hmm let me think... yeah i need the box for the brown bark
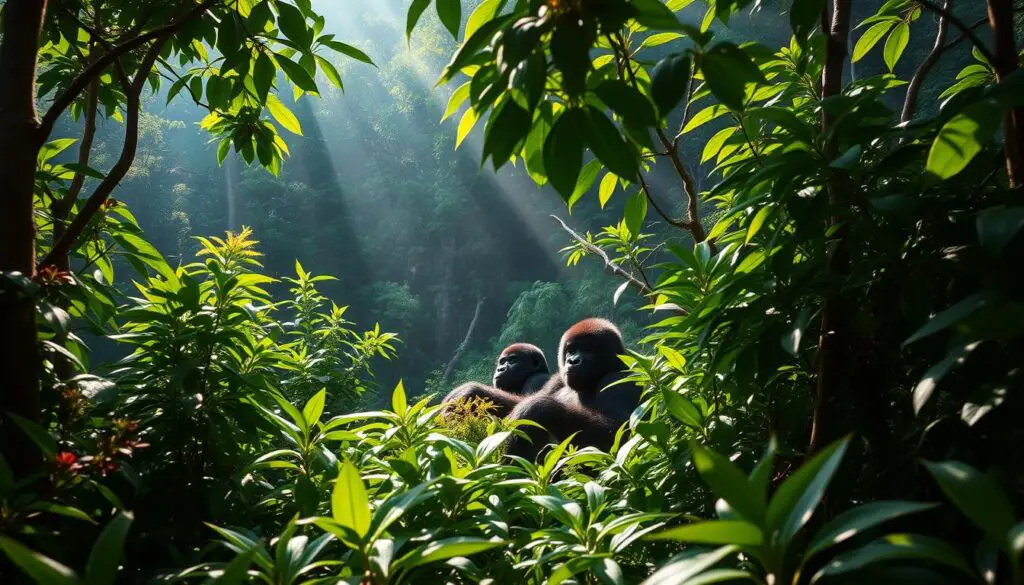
[808,0,852,456]
[41,36,167,267]
[0,0,49,477]
[986,0,1024,188]
[901,0,952,124]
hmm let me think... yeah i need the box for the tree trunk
[901,0,952,124]
[986,0,1024,188]
[441,296,486,386]
[0,0,49,477]
[809,0,853,456]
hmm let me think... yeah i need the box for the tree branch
[913,0,997,66]
[39,35,168,268]
[901,1,953,124]
[552,215,688,315]
[610,32,712,249]
[36,0,223,145]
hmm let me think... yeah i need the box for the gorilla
[441,343,550,417]
[505,318,642,461]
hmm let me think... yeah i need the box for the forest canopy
[1,0,1023,584]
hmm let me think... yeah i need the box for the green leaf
[8,412,57,457]
[266,93,303,135]
[912,340,981,414]
[407,0,432,38]
[926,98,1001,180]
[86,511,133,585]
[632,0,684,29]
[805,501,938,560]
[902,292,990,347]
[333,459,371,538]
[595,80,657,127]
[702,126,736,164]
[321,39,374,66]
[569,160,603,210]
[745,205,771,244]
[651,53,692,117]
[252,52,275,102]
[455,107,479,149]
[977,206,1024,257]
[394,537,504,571]
[648,520,763,547]
[624,190,647,238]
[767,436,850,551]
[585,106,639,180]
[39,138,78,163]
[599,172,618,208]
[641,546,739,585]
[483,100,531,170]
[683,104,728,133]
[790,0,826,44]
[883,22,909,71]
[391,381,408,418]
[640,32,684,49]
[213,548,256,585]
[553,18,595,98]
[275,53,318,92]
[923,460,1015,547]
[691,443,764,524]
[315,55,344,91]
[436,0,461,38]
[811,534,973,583]
[302,388,326,426]
[662,391,701,428]
[465,0,501,40]
[442,82,471,121]
[276,1,311,49]
[544,109,587,200]
[853,21,895,62]
[701,42,764,111]
[0,536,79,585]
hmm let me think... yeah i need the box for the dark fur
[441,343,550,417]
[506,318,642,460]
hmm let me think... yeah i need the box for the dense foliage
[2,0,1024,584]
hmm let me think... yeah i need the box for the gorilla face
[562,333,614,392]
[493,350,538,391]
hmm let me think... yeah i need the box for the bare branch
[914,0,997,66]
[551,215,687,315]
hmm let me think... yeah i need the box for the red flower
[55,451,78,469]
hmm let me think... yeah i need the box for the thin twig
[913,0,997,66]
[553,216,650,294]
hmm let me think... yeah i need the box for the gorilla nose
[566,355,582,367]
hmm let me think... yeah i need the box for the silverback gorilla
[441,343,550,417]
[505,318,642,460]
